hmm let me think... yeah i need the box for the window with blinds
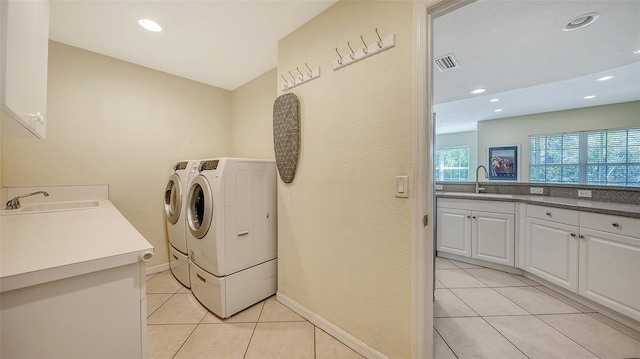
[435,147,470,181]
[530,128,640,186]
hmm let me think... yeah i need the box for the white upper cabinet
[1,0,49,139]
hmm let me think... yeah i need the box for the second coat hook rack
[333,28,396,71]
[281,63,321,92]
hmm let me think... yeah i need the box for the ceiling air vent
[434,54,459,72]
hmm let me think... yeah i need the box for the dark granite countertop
[436,192,640,219]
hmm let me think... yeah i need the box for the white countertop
[0,200,153,292]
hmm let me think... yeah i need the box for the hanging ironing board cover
[273,93,300,183]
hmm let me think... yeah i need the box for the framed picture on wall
[488,145,519,181]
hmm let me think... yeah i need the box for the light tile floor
[434,257,640,359]
[145,271,364,359]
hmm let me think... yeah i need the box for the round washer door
[164,173,182,225]
[187,175,213,239]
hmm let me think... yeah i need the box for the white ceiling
[49,0,337,91]
[49,0,639,131]
[433,0,640,134]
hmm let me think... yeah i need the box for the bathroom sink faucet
[5,191,50,210]
[475,165,489,193]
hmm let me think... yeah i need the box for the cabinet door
[525,217,579,292]
[437,208,471,257]
[1,0,48,138]
[579,228,640,322]
[472,211,514,266]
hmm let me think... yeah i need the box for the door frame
[413,1,475,358]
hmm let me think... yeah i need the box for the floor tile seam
[446,288,482,317]
[526,285,589,314]
[449,286,532,317]
[585,313,640,343]
[461,268,534,288]
[433,326,461,359]
[534,286,600,314]
[256,319,311,324]
[242,321,259,359]
[313,325,317,359]
[478,315,533,359]
[146,292,179,319]
[169,322,200,359]
[243,299,268,359]
[488,286,537,316]
[533,313,605,359]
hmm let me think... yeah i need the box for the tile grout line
[585,313,640,343]
[478,315,532,359]
[433,326,460,359]
[243,300,266,359]
[533,313,604,359]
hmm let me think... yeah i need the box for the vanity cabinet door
[472,211,514,266]
[525,217,579,292]
[579,228,640,322]
[437,208,472,257]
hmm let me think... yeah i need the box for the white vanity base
[1,262,147,358]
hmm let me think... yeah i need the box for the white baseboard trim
[276,292,389,359]
[146,262,170,276]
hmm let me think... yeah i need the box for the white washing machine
[186,158,277,318]
[164,159,198,288]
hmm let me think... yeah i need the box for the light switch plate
[530,187,544,194]
[435,184,443,190]
[396,176,409,198]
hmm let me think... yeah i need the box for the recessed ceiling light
[584,95,596,99]
[138,18,162,32]
[490,98,499,102]
[634,49,640,54]
[494,109,503,112]
[470,88,486,94]
[597,76,614,81]
[563,12,599,31]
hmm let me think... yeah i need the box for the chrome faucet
[5,191,50,210]
[475,165,489,193]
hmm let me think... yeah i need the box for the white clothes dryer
[164,159,197,288]
[186,158,277,318]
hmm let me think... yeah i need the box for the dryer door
[187,175,213,239]
[164,173,182,225]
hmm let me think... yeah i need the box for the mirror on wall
[432,0,640,186]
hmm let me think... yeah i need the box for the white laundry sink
[2,200,106,215]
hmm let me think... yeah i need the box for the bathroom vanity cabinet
[437,198,515,266]
[1,195,154,358]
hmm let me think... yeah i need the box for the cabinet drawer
[526,204,579,226]
[580,212,640,238]
[437,198,514,214]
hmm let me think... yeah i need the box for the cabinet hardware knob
[578,234,584,239]
[612,223,619,227]
[466,215,471,219]
[472,216,476,219]
[546,212,552,216]
[570,233,576,237]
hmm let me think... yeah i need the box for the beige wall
[276,1,414,357]
[230,68,277,159]
[477,101,640,182]
[2,41,232,267]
